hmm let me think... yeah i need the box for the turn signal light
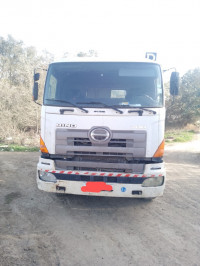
[40,137,49,153]
[153,140,165,157]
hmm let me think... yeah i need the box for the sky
[0,0,200,75]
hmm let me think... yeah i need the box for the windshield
[44,62,163,108]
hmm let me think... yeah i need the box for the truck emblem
[89,127,111,143]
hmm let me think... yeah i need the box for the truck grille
[55,129,146,173]
[73,138,127,147]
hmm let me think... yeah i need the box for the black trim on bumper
[54,173,148,184]
[41,153,163,164]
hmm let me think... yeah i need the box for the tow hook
[132,190,142,195]
[56,185,66,192]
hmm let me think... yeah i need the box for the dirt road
[0,137,200,266]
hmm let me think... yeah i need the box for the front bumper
[37,158,166,198]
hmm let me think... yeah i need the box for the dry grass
[0,82,41,147]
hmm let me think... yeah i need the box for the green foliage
[165,130,195,142]
[166,68,200,128]
[0,144,39,152]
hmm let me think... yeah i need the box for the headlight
[39,170,57,183]
[142,176,164,187]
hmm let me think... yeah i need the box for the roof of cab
[52,56,160,65]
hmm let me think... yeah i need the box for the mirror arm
[35,67,47,72]
[163,67,177,73]
[34,101,42,106]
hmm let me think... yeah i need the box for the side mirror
[33,82,38,101]
[34,72,40,82]
[170,72,180,96]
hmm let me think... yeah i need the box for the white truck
[33,55,179,198]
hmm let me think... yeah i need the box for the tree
[0,35,54,144]
[0,35,24,87]
[77,50,98,57]
[166,68,200,128]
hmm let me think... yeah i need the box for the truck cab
[34,57,178,198]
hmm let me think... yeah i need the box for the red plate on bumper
[81,182,113,193]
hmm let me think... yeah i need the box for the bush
[0,35,53,146]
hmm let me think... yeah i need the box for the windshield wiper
[77,101,123,114]
[140,107,156,114]
[45,99,88,113]
[128,107,156,115]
